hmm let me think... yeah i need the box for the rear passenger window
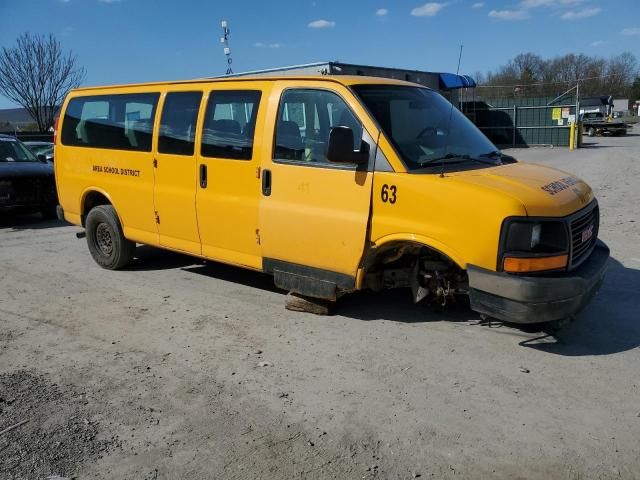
[201,90,261,160]
[61,93,159,151]
[158,92,202,156]
[274,89,362,165]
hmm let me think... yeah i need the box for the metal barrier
[462,100,578,147]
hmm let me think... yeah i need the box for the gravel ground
[0,131,639,479]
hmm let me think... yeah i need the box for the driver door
[258,82,378,292]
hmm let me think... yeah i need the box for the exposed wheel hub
[95,223,113,256]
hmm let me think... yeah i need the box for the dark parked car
[0,135,58,219]
[24,141,54,162]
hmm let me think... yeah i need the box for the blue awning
[439,73,477,90]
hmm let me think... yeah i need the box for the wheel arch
[80,187,116,227]
[365,234,466,270]
[357,234,467,292]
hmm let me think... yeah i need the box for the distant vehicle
[0,135,58,218]
[580,112,627,137]
[24,141,54,162]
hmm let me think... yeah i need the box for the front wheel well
[362,241,469,302]
[81,191,111,227]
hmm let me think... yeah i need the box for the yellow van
[54,76,609,324]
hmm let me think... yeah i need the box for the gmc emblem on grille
[582,223,594,243]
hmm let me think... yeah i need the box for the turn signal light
[503,254,568,273]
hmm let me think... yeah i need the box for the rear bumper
[467,240,609,324]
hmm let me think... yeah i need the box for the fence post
[512,105,517,147]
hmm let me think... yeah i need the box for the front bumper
[467,240,609,324]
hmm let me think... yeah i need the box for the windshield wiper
[417,153,471,166]
[480,150,502,158]
[418,153,499,167]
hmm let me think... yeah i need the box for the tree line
[476,52,640,104]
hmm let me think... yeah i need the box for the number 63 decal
[381,184,397,204]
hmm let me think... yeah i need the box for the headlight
[499,219,569,273]
[530,224,541,249]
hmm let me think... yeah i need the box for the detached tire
[85,205,135,270]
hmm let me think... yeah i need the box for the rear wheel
[85,205,135,269]
[587,127,596,137]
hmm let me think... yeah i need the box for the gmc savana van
[55,76,609,324]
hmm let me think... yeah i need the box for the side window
[201,90,261,160]
[158,91,202,156]
[61,93,159,151]
[274,89,363,165]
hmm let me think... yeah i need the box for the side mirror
[326,126,368,164]
[37,154,48,163]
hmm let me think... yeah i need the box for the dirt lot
[1,132,639,479]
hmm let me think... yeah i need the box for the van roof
[71,75,420,93]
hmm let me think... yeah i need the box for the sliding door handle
[199,164,207,188]
[262,169,272,196]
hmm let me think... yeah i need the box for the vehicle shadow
[127,245,203,271]
[0,213,68,230]
[337,288,477,323]
[126,248,640,355]
[517,257,640,356]
[182,262,283,294]
[579,143,624,149]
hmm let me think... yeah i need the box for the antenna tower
[220,20,233,75]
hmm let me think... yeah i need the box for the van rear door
[195,87,265,269]
[153,90,203,254]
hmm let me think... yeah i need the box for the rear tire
[85,205,135,270]
[587,127,596,137]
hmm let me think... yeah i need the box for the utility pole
[220,20,233,75]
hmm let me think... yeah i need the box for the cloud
[520,0,583,7]
[560,7,600,20]
[590,40,607,47]
[308,19,336,28]
[621,27,640,36]
[376,8,389,16]
[411,2,448,17]
[488,9,529,20]
[471,2,484,8]
[255,42,281,49]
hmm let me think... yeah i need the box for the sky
[0,0,638,109]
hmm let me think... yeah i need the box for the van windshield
[353,85,501,172]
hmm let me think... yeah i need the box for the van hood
[449,162,593,217]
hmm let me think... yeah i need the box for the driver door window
[273,89,363,165]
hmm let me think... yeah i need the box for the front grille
[0,176,56,206]
[569,204,599,269]
[12,177,40,204]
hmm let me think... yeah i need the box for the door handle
[262,169,272,196]
[199,164,207,188]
